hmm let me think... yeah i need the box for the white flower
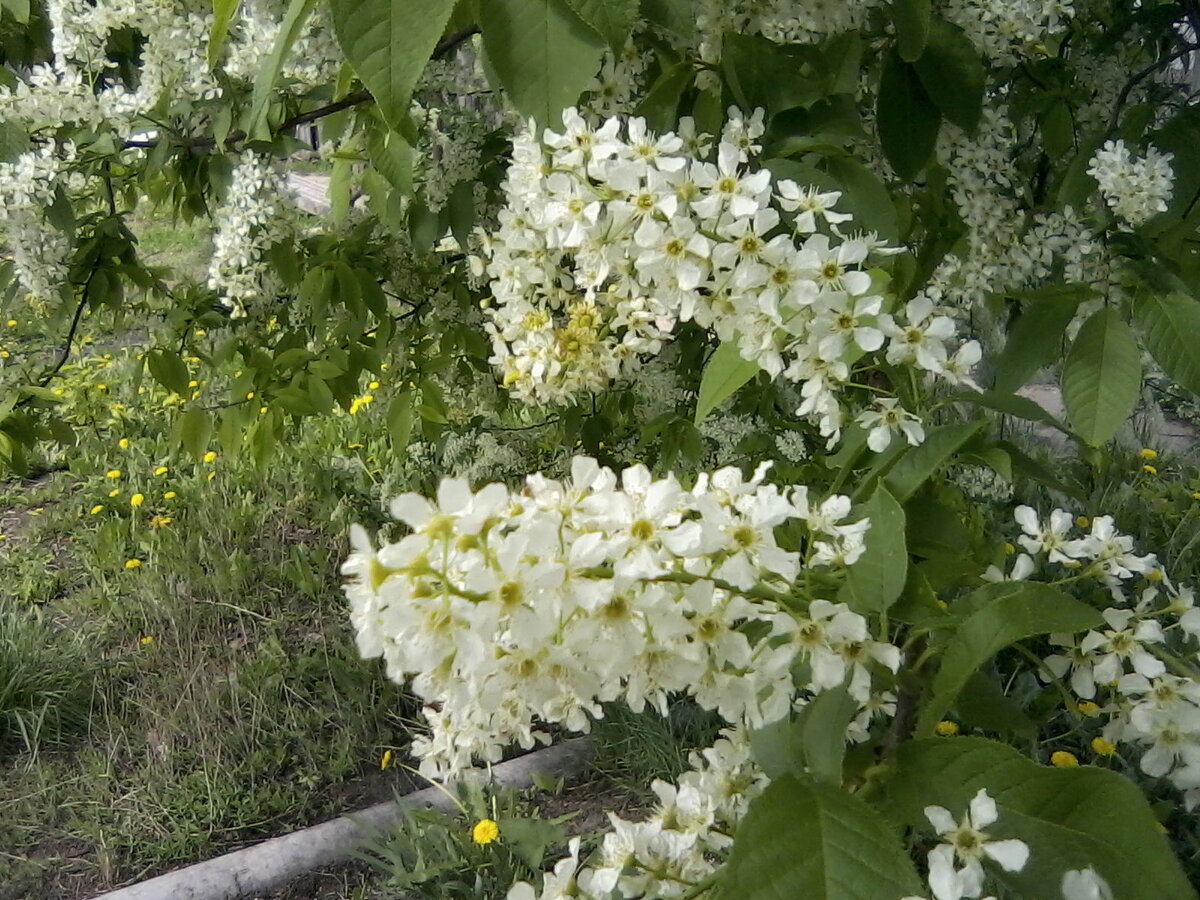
[924,788,1030,897]
[1014,506,1080,565]
[856,398,925,452]
[1061,868,1113,900]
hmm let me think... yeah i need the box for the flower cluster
[223,0,341,91]
[998,506,1200,805]
[508,726,768,900]
[943,0,1075,64]
[0,144,78,303]
[342,457,899,780]
[478,108,979,448]
[1087,139,1175,227]
[207,151,294,317]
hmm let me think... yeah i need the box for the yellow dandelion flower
[934,720,960,736]
[149,515,173,528]
[245,391,255,400]
[187,380,199,388]
[154,466,169,476]
[1050,750,1079,767]
[130,493,145,507]
[259,406,268,414]
[6,319,15,327]
[0,351,9,359]
[202,451,218,463]
[472,819,500,845]
[368,381,380,390]
[1193,492,1200,501]
[195,328,206,337]
[380,749,393,770]
[348,443,365,450]
[164,491,177,500]
[139,635,154,646]
[118,438,129,449]
[207,471,216,481]
[1091,737,1116,757]
[106,469,122,479]
[1140,448,1159,460]
[108,488,121,498]
[1143,464,1158,475]
[90,505,104,515]
[124,558,142,569]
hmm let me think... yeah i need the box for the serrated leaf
[248,0,317,138]
[1133,291,1200,398]
[480,0,605,127]
[882,420,985,502]
[208,0,240,68]
[883,737,1196,900]
[917,583,1102,734]
[844,485,906,615]
[146,349,190,396]
[1061,308,1141,447]
[387,392,415,451]
[177,407,213,462]
[365,125,413,196]
[993,295,1084,393]
[716,774,924,900]
[330,0,458,132]
[562,0,637,51]
[913,17,984,132]
[694,341,759,424]
[798,685,858,784]
[894,0,931,61]
[877,50,940,181]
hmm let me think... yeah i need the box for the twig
[1109,42,1200,132]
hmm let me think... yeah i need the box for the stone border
[90,739,593,900]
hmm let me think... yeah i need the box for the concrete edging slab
[90,738,593,900]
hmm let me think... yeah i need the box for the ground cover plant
[4,1,1200,899]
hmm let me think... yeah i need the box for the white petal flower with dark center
[924,789,1029,898]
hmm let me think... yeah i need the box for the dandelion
[139,635,154,646]
[1091,737,1116,757]
[108,488,121,498]
[89,504,104,514]
[472,819,500,845]
[1193,492,1200,501]
[380,749,393,770]
[349,394,375,415]
[1143,465,1158,475]
[118,438,129,449]
[246,391,255,399]
[202,451,218,463]
[188,380,199,388]
[1140,448,1158,460]
[207,471,216,481]
[130,493,145,507]
[124,558,142,569]
[368,381,380,390]
[149,515,173,528]
[164,491,177,500]
[1051,750,1079,767]
[935,720,960,736]
[6,319,15,326]
[154,466,169,476]
[106,468,122,479]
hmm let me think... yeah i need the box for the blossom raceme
[342,457,899,780]
[476,107,980,447]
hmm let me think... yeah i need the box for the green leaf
[882,420,985,502]
[716,774,924,900]
[640,0,693,42]
[562,0,637,51]
[1061,308,1142,447]
[1133,291,1200,398]
[1,0,29,23]
[723,34,822,116]
[248,0,317,138]
[993,294,1085,393]
[798,685,858,784]
[916,583,1102,734]
[951,390,1070,435]
[365,126,413,196]
[877,50,940,181]
[208,0,240,68]
[330,0,457,132]
[913,18,984,132]
[957,671,1037,738]
[894,0,931,62]
[694,341,759,424]
[146,349,190,396]
[883,737,1196,900]
[480,0,606,127]
[824,156,899,242]
[177,407,213,462]
[844,485,907,615]
[386,391,415,451]
[750,716,804,781]
[636,61,694,132]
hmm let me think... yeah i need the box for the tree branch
[122,25,481,151]
[1109,41,1200,132]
